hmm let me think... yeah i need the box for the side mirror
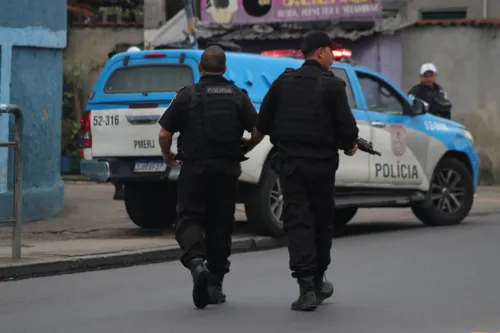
[408,95,428,115]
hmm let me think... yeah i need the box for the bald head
[199,46,226,75]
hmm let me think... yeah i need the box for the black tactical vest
[178,82,244,160]
[271,68,335,146]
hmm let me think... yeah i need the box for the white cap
[420,63,437,75]
[127,46,141,52]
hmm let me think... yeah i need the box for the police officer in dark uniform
[242,31,359,311]
[408,63,452,119]
[158,46,258,309]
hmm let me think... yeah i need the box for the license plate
[133,161,167,173]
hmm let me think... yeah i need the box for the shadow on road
[230,219,427,239]
[334,222,424,238]
[85,215,490,241]
[116,220,424,239]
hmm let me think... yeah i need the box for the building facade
[0,0,67,222]
[402,0,500,21]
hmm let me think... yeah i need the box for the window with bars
[166,0,201,20]
[420,8,467,20]
[166,0,183,20]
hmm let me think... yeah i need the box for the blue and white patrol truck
[79,47,479,237]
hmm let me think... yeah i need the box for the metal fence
[0,104,24,259]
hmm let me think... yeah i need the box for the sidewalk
[0,183,278,280]
[60,174,92,182]
[0,183,499,281]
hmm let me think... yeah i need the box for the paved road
[1,213,500,333]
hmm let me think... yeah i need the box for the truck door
[331,67,371,185]
[353,70,426,188]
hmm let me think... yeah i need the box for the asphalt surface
[1,213,500,333]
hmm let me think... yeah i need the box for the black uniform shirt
[256,59,359,160]
[159,75,257,135]
[408,82,451,118]
[408,82,442,105]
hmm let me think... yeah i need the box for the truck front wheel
[124,182,177,229]
[411,158,474,226]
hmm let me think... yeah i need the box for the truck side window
[331,68,356,109]
[355,72,405,115]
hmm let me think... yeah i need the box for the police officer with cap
[158,45,258,309]
[243,31,359,311]
[408,63,452,119]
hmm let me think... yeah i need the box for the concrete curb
[61,175,95,183]
[0,237,285,282]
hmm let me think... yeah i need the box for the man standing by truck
[409,63,452,119]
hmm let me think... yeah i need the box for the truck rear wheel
[124,182,177,229]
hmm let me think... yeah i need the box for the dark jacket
[409,82,452,119]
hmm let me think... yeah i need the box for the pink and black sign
[201,0,382,25]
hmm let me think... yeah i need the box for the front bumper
[80,158,180,183]
[466,145,480,191]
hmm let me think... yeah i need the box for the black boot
[291,277,318,311]
[314,275,334,305]
[187,258,210,309]
[208,274,226,304]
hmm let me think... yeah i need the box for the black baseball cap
[300,30,341,54]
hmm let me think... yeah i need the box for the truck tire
[124,182,177,229]
[244,161,284,237]
[411,158,474,226]
[334,207,358,227]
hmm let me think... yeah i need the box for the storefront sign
[73,0,141,6]
[201,0,382,25]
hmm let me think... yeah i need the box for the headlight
[460,129,474,143]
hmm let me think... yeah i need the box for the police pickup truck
[79,48,479,237]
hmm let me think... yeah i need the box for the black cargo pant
[175,159,241,276]
[280,157,337,279]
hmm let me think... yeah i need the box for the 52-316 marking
[93,115,120,127]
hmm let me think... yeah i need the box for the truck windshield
[104,65,194,94]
